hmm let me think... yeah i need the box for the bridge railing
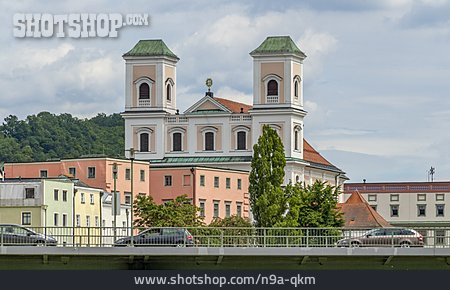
[0,226,449,248]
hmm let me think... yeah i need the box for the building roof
[123,39,179,59]
[303,140,332,166]
[214,97,252,113]
[150,156,253,165]
[337,191,391,228]
[344,182,450,194]
[250,36,306,58]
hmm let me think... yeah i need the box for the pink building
[150,166,249,224]
[4,157,149,204]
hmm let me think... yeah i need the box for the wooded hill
[0,112,124,162]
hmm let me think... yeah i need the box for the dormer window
[263,74,282,104]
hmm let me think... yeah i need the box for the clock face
[206,78,213,88]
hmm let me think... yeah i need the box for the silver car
[337,228,424,248]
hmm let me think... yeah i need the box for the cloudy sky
[1,0,450,183]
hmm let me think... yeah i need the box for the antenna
[428,166,436,182]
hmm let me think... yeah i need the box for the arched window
[237,131,246,150]
[205,132,214,151]
[173,132,182,151]
[140,133,149,152]
[166,84,172,102]
[139,83,150,99]
[294,80,299,99]
[295,175,300,183]
[293,125,302,152]
[267,80,278,96]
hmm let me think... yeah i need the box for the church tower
[250,36,307,183]
[250,36,305,109]
[123,39,178,114]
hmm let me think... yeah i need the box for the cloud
[297,30,338,77]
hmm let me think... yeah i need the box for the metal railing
[0,226,449,248]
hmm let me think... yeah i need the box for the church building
[122,36,346,186]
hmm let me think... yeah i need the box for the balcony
[138,99,151,107]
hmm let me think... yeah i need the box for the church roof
[337,191,391,228]
[250,36,306,58]
[214,97,252,113]
[123,39,179,59]
[303,140,332,166]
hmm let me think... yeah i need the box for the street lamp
[112,162,118,242]
[127,148,137,246]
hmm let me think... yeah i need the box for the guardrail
[0,226,449,248]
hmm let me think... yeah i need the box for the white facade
[344,182,450,227]
[101,193,131,244]
[122,37,345,186]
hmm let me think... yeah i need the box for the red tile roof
[214,97,252,113]
[337,191,391,228]
[303,140,332,166]
[212,97,338,168]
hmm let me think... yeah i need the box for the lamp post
[112,162,118,243]
[129,148,136,246]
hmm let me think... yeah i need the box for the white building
[344,182,450,228]
[101,192,131,244]
[122,36,346,186]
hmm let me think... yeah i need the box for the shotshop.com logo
[13,13,149,38]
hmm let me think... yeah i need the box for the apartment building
[150,166,249,224]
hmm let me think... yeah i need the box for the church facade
[122,36,346,186]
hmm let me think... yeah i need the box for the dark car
[0,224,57,246]
[337,228,424,248]
[115,228,194,247]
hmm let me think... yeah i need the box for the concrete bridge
[2,246,450,270]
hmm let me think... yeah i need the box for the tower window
[139,83,150,99]
[205,132,215,151]
[294,130,299,151]
[173,132,182,151]
[166,84,172,102]
[294,80,299,99]
[267,80,278,96]
[140,133,149,152]
[237,131,246,150]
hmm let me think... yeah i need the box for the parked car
[114,228,194,247]
[0,224,57,246]
[337,228,424,248]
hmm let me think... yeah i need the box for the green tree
[133,194,204,228]
[209,215,253,227]
[286,180,344,228]
[249,125,287,227]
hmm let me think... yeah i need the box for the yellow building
[73,181,103,246]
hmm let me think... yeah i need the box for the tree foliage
[133,194,204,228]
[0,112,124,162]
[209,215,253,227]
[249,125,287,227]
[282,181,344,228]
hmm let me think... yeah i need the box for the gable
[184,96,232,114]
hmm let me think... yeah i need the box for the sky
[1,0,450,183]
